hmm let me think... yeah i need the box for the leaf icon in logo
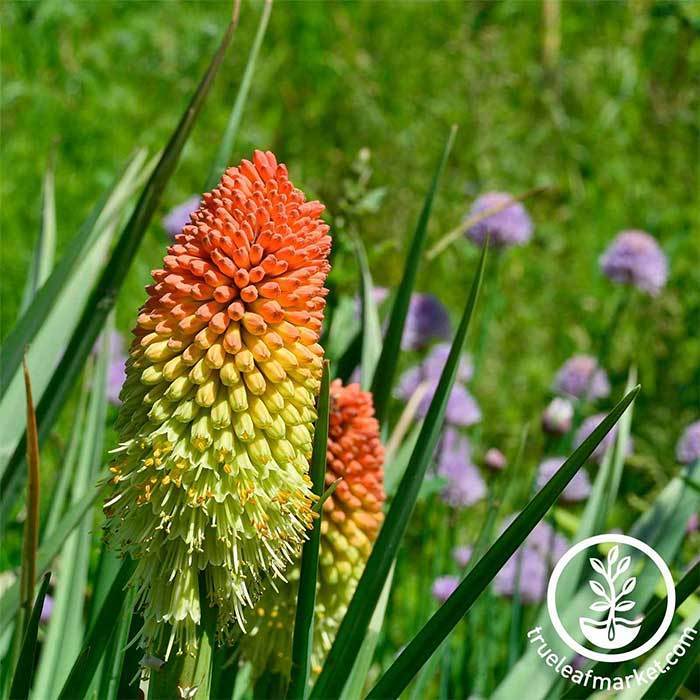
[589,580,608,599]
[615,555,631,579]
[620,577,636,596]
[607,545,619,566]
[616,600,636,612]
[589,557,607,577]
[590,601,610,612]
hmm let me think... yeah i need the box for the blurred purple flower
[453,545,473,568]
[163,196,201,240]
[435,429,486,507]
[537,457,591,502]
[353,286,390,320]
[465,191,533,248]
[432,575,460,603]
[574,413,633,463]
[553,355,610,401]
[542,397,574,435]
[402,293,452,350]
[493,517,568,604]
[396,346,480,427]
[106,331,127,406]
[676,420,700,464]
[600,230,668,296]
[40,595,54,624]
[686,513,699,534]
[484,447,507,471]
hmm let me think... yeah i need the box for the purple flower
[687,513,699,534]
[465,191,533,248]
[484,448,507,471]
[353,286,390,320]
[396,346,480,427]
[542,397,574,435]
[163,196,201,240]
[435,429,486,507]
[40,595,54,624]
[553,355,610,401]
[600,230,668,296]
[453,546,473,568]
[537,457,591,502]
[402,293,452,350]
[106,331,127,406]
[676,420,700,464]
[493,517,568,604]
[574,413,633,463]
[432,575,460,603]
[422,343,473,384]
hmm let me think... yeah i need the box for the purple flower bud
[574,413,633,464]
[484,448,507,471]
[465,191,533,248]
[676,420,700,465]
[536,457,591,502]
[435,429,486,507]
[432,575,460,603]
[453,546,473,568]
[40,594,54,624]
[553,355,610,401]
[600,230,668,296]
[163,196,201,240]
[542,397,574,435]
[402,294,452,351]
[686,513,699,534]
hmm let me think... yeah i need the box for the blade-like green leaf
[310,239,486,700]
[205,0,273,190]
[0,150,150,481]
[0,13,240,519]
[287,362,330,700]
[56,561,135,700]
[33,326,110,699]
[353,235,382,390]
[20,157,57,314]
[338,565,395,700]
[0,148,147,403]
[7,572,51,700]
[366,385,640,700]
[0,488,101,631]
[369,125,457,424]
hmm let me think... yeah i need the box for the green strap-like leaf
[366,385,640,700]
[369,125,457,424]
[287,362,330,700]
[205,0,273,190]
[0,13,240,520]
[56,561,135,700]
[353,235,382,390]
[7,572,51,700]
[310,239,487,700]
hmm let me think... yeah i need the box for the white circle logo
[546,534,675,663]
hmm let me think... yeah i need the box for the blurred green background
[2,0,699,500]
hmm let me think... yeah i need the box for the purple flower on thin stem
[453,546,473,568]
[676,420,700,465]
[484,448,507,471]
[574,413,633,464]
[432,575,460,603]
[600,230,668,296]
[402,293,452,351]
[542,397,574,435]
[465,191,533,248]
[553,355,610,401]
[435,429,486,507]
[537,457,591,502]
[163,196,201,240]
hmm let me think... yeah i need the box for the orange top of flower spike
[105,151,332,656]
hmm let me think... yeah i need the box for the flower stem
[148,575,216,700]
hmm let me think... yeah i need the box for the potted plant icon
[579,545,644,650]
